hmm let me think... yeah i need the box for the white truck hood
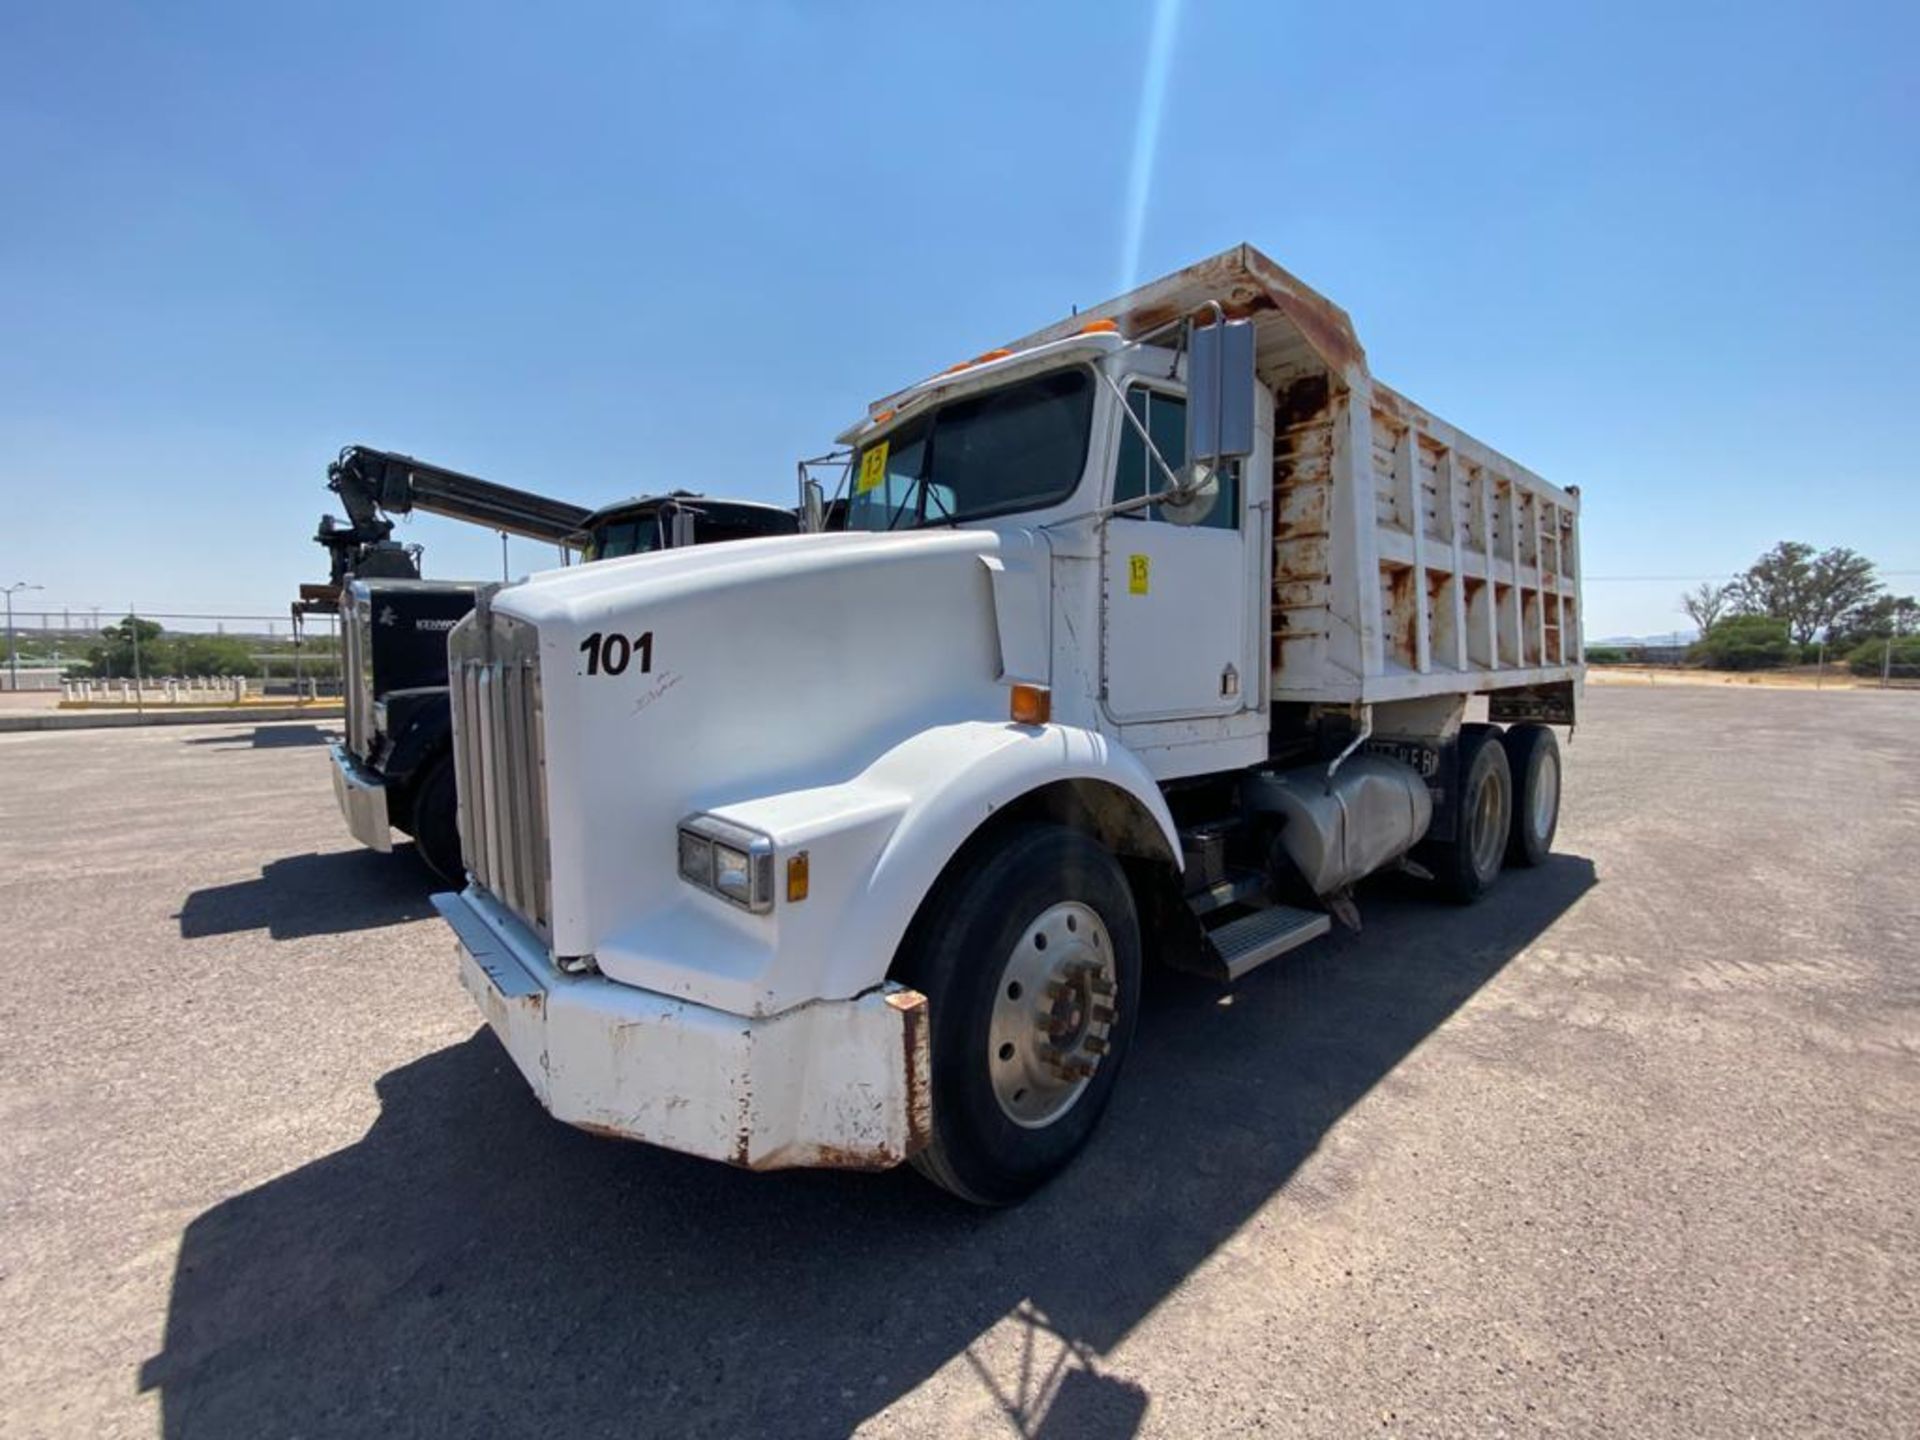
[483,528,1030,974]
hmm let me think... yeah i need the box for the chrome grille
[342,589,374,758]
[448,602,551,936]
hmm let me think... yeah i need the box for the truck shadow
[177,849,438,940]
[182,723,340,749]
[140,856,1594,1439]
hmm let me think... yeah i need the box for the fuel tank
[1245,755,1432,896]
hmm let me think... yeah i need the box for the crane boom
[313,445,593,593]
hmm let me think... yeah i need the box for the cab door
[1101,386,1253,723]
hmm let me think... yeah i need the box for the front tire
[409,755,464,884]
[1429,724,1512,904]
[895,824,1142,1206]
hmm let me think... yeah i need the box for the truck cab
[434,245,1584,1202]
[328,492,802,880]
[579,492,801,560]
[330,578,478,880]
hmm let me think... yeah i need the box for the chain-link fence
[0,606,346,700]
[1587,634,1918,690]
[1840,636,1920,687]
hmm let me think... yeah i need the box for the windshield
[845,367,1094,531]
[583,503,799,559]
[582,516,664,561]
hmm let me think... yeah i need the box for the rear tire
[895,824,1142,1206]
[1500,723,1561,868]
[410,755,464,884]
[1429,724,1512,904]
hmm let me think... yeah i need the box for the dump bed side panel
[1271,376,1350,689]
[1271,379,1581,705]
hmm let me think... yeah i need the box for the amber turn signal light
[786,851,810,904]
[1009,684,1051,726]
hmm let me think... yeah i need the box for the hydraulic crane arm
[314,445,594,592]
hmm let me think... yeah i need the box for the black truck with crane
[310,445,800,880]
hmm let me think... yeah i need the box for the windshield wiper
[883,477,955,531]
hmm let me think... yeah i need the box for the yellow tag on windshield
[856,441,890,495]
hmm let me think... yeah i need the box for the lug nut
[1084,1035,1109,1056]
[1090,1005,1116,1025]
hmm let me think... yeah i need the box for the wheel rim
[1469,758,1507,878]
[1531,748,1559,839]
[987,901,1117,1129]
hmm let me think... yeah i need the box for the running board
[1204,905,1332,981]
[1184,867,1269,918]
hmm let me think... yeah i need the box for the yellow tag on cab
[856,441,890,494]
[1128,554,1150,595]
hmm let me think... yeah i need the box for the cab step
[1203,904,1332,981]
[1185,866,1269,918]
[1172,817,1332,982]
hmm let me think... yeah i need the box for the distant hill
[1592,631,1698,648]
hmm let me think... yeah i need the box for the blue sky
[1,0,1913,639]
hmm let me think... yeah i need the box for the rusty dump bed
[1009,244,1584,707]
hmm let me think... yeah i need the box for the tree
[1733,541,1812,625]
[81,616,269,678]
[1734,542,1882,645]
[170,633,254,676]
[1802,548,1882,643]
[1690,614,1795,671]
[1847,635,1920,678]
[1830,593,1919,650]
[1679,581,1735,635]
[85,615,166,679]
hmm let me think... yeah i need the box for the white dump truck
[433,244,1584,1204]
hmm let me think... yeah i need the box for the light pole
[4,582,44,693]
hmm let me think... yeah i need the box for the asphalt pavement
[0,688,1914,1438]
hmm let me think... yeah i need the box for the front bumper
[435,887,932,1171]
[329,742,392,852]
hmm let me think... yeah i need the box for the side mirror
[1159,462,1221,527]
[802,479,826,533]
[1185,317,1257,467]
[668,508,697,548]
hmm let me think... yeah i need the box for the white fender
[847,718,1182,990]
[598,719,1181,1018]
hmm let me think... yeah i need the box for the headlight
[677,829,713,886]
[676,814,775,913]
